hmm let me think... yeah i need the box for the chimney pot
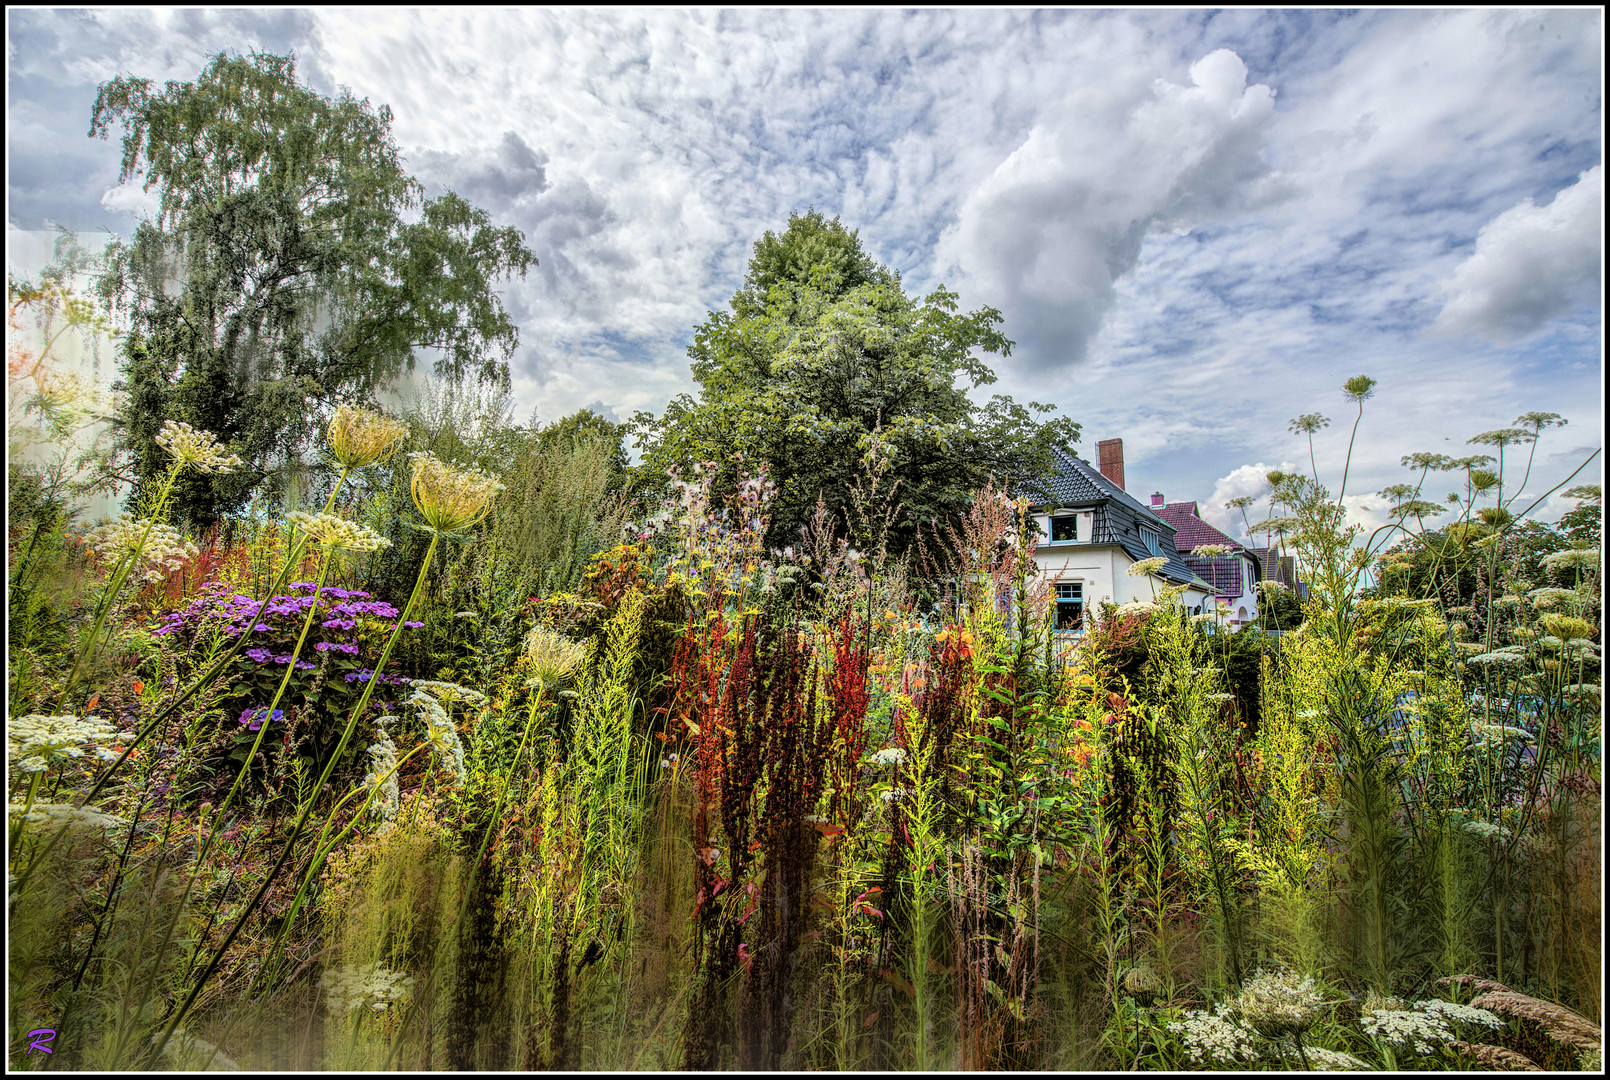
[1150,492,1165,508]
[1096,438,1126,491]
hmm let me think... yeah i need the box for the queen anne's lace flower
[1127,556,1169,577]
[1528,586,1582,610]
[1167,1004,1260,1064]
[1232,969,1324,1039]
[526,626,588,684]
[407,686,466,785]
[8,713,123,775]
[1460,819,1511,842]
[327,403,408,468]
[155,419,243,473]
[1540,547,1598,571]
[317,962,416,1016]
[1304,1047,1370,1070]
[1360,1004,1451,1053]
[286,511,392,553]
[1470,722,1533,747]
[81,515,200,582]
[1115,599,1157,616]
[363,732,401,822]
[407,450,504,533]
[1191,544,1233,559]
[9,801,126,832]
[1415,998,1502,1031]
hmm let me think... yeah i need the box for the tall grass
[8,377,1600,1070]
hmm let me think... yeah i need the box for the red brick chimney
[1150,492,1165,508]
[1097,438,1125,491]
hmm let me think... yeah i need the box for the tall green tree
[631,209,1079,558]
[90,51,535,524]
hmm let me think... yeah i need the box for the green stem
[150,528,440,1065]
[61,459,184,703]
[1337,397,1365,507]
[18,471,355,894]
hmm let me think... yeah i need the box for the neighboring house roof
[1021,449,1212,592]
[1154,501,1261,600]
[1154,502,1240,553]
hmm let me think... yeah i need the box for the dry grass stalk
[1448,1040,1542,1071]
[1469,991,1601,1054]
[1437,974,1515,996]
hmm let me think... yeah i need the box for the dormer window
[1051,514,1079,543]
[1141,527,1162,557]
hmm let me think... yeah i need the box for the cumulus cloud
[7,8,1599,515]
[937,48,1283,375]
[1201,461,1296,542]
[1430,165,1603,344]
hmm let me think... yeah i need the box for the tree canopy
[631,209,1079,558]
[91,51,535,524]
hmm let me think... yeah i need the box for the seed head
[1127,556,1168,577]
[328,403,409,468]
[1123,963,1163,1006]
[407,451,503,533]
[526,625,587,685]
[1231,968,1324,1039]
[1342,375,1377,402]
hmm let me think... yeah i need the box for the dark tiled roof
[1155,502,1243,553]
[1021,448,1211,592]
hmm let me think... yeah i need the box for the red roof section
[1154,501,1243,553]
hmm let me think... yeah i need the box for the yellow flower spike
[407,451,504,534]
[328,403,409,468]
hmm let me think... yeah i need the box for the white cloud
[937,48,1282,375]
[1430,166,1603,344]
[6,8,1600,518]
[1201,461,1296,542]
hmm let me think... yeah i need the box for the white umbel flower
[155,419,243,473]
[867,746,907,767]
[1167,1004,1260,1064]
[318,961,416,1016]
[81,515,200,582]
[287,511,391,553]
[8,713,123,775]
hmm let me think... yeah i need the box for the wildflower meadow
[8,267,1602,1072]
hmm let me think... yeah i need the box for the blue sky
[6,8,1602,540]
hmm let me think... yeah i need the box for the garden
[6,49,1603,1073]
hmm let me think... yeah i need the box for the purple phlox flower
[325,587,352,599]
[245,648,273,663]
[315,641,335,652]
[271,654,296,664]
[345,669,375,684]
[321,619,357,630]
[403,621,424,629]
[337,642,360,655]
[253,623,273,632]
[237,707,285,731]
[296,660,315,671]
[290,582,319,591]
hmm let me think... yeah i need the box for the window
[1141,527,1162,557]
[1055,581,1084,631]
[1050,514,1079,543]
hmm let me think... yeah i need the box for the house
[1150,495,1265,630]
[1021,439,1214,634]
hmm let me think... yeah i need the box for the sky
[6,7,1603,543]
